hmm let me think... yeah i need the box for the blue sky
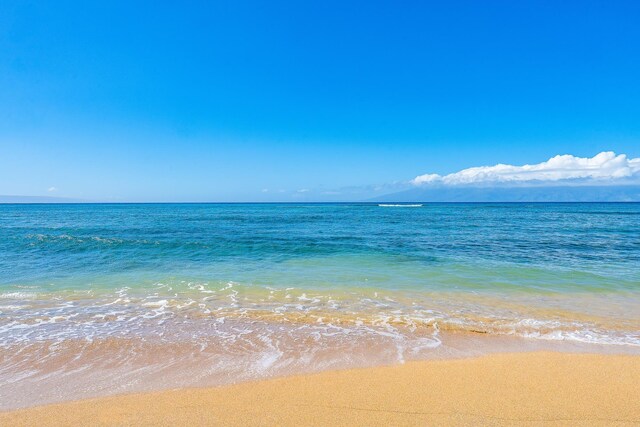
[1,0,639,201]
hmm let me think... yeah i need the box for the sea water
[1,203,639,408]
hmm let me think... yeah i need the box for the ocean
[1,203,639,409]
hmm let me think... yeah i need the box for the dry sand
[2,352,639,426]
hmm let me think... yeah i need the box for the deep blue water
[2,203,639,290]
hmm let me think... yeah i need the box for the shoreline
[3,331,639,412]
[2,351,639,426]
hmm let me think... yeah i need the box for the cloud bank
[412,152,640,186]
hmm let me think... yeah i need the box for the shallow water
[1,203,639,409]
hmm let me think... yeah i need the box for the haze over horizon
[1,1,639,201]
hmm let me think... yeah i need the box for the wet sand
[1,352,639,426]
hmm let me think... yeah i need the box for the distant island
[373,185,640,203]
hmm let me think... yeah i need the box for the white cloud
[412,152,640,186]
[47,186,58,192]
[297,188,310,193]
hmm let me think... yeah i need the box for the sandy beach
[2,352,639,426]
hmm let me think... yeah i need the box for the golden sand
[2,352,639,426]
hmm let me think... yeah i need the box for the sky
[1,0,639,202]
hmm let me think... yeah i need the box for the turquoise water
[1,203,639,408]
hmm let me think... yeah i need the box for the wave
[1,282,638,410]
[378,204,423,207]
[24,233,160,246]
[1,283,638,347]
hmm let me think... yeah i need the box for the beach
[4,0,640,422]
[2,352,639,426]
[1,203,639,416]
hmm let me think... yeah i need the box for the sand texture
[2,352,639,426]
